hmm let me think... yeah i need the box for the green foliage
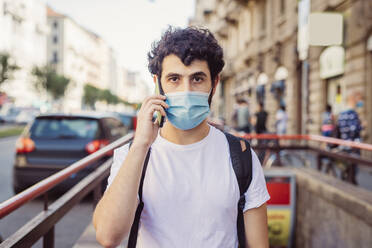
[83,84,101,108]
[83,84,134,109]
[0,52,20,85]
[100,89,120,104]
[32,66,70,100]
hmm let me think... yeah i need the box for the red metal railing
[1,126,372,247]
[241,133,372,152]
[0,132,134,219]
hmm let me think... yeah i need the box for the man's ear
[153,75,158,84]
[211,74,220,97]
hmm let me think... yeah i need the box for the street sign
[265,170,296,248]
[297,0,311,61]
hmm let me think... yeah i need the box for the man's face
[159,54,214,94]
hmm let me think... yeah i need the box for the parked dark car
[12,113,127,194]
[114,112,137,131]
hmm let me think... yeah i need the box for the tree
[32,66,70,100]
[83,84,129,109]
[99,89,120,105]
[0,52,19,86]
[83,84,101,109]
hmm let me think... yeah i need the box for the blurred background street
[1,0,372,247]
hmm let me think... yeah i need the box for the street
[0,136,94,247]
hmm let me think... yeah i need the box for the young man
[93,27,270,248]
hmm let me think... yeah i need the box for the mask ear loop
[208,87,213,106]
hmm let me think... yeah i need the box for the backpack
[127,132,253,248]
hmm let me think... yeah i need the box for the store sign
[265,170,296,248]
[309,13,343,46]
[319,46,345,79]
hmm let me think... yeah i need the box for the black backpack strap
[224,132,253,248]
[127,142,151,248]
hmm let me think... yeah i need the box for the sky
[41,0,196,88]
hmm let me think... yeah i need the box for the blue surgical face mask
[165,91,210,130]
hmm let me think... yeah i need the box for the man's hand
[133,95,168,148]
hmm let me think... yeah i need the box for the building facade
[306,0,372,144]
[47,7,119,112]
[191,0,372,144]
[122,70,151,103]
[0,0,48,107]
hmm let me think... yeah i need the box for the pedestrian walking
[254,102,268,134]
[275,105,287,135]
[93,26,270,248]
[321,104,336,138]
[235,98,251,134]
[337,92,362,184]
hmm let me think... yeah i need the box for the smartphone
[155,79,165,127]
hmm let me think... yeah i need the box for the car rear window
[119,115,133,127]
[30,118,99,139]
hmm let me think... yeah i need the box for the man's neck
[160,120,210,145]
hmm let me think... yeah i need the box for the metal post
[301,61,309,134]
[43,226,54,248]
[317,153,322,171]
[347,164,357,185]
[43,192,48,211]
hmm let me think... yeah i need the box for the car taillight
[85,139,110,154]
[132,116,137,130]
[16,137,35,154]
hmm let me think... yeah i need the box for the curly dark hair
[148,26,225,85]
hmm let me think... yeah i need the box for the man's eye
[169,77,178,82]
[193,77,203,83]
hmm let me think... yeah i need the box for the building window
[270,80,286,107]
[52,51,58,63]
[53,36,58,44]
[53,21,58,29]
[280,0,286,16]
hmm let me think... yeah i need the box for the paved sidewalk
[73,223,128,248]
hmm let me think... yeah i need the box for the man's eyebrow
[165,73,181,78]
[189,71,207,78]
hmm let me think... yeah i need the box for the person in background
[337,92,362,184]
[321,104,336,138]
[338,94,362,144]
[320,104,337,174]
[254,102,268,134]
[253,102,268,162]
[236,98,251,134]
[275,105,288,135]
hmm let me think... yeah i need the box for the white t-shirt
[106,125,270,248]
